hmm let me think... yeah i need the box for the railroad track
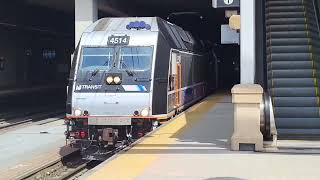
[0,107,56,120]
[65,131,158,179]
[0,109,65,131]
[17,145,127,180]
[15,118,160,180]
[16,134,148,180]
[15,149,84,180]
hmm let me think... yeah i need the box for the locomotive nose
[73,92,150,117]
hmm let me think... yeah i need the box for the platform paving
[0,119,66,179]
[85,94,320,180]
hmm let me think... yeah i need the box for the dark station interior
[0,0,240,117]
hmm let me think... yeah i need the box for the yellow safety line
[85,93,225,180]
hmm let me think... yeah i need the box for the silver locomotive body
[65,17,213,159]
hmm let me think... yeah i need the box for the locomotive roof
[84,17,159,32]
[83,17,205,53]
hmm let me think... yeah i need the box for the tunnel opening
[161,9,240,90]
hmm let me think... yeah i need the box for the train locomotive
[65,17,215,159]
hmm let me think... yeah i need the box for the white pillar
[75,0,98,46]
[240,0,255,84]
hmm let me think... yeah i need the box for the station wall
[0,1,74,89]
[0,29,17,88]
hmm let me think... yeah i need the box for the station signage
[221,25,239,44]
[212,0,240,8]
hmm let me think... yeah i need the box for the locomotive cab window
[119,46,153,71]
[80,47,114,71]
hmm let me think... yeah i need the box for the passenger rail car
[65,17,215,159]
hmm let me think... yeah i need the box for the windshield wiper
[88,69,99,81]
[91,69,99,77]
[121,61,135,76]
[90,59,110,78]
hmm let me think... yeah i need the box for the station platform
[84,93,320,180]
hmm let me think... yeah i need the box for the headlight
[106,76,113,84]
[140,108,149,117]
[74,109,82,116]
[114,76,121,84]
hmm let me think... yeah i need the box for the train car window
[193,57,200,83]
[119,47,153,71]
[80,47,114,71]
[184,54,193,87]
[169,52,178,91]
